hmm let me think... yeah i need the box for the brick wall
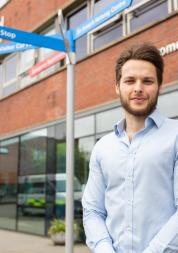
[0,0,71,31]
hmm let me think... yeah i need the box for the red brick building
[0,0,177,238]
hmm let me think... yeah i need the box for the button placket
[124,147,135,252]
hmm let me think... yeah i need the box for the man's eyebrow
[143,76,156,80]
[122,76,135,79]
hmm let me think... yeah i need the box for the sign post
[58,10,76,253]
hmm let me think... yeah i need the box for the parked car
[18,173,83,218]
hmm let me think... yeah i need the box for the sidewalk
[0,229,91,253]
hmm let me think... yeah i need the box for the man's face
[115,59,160,117]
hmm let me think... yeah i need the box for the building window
[38,24,59,78]
[0,0,9,8]
[19,129,47,176]
[19,49,36,74]
[94,0,119,14]
[0,64,3,95]
[19,49,36,88]
[18,129,47,235]
[0,137,19,230]
[96,107,123,133]
[92,17,123,51]
[91,0,124,52]
[2,54,18,97]
[67,4,88,61]
[128,0,169,33]
[39,25,56,61]
[173,0,178,10]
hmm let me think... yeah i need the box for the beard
[119,90,159,117]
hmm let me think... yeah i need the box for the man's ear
[115,84,120,96]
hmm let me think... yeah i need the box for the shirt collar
[114,108,165,136]
[147,108,165,128]
[114,118,126,136]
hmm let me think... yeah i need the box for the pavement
[0,229,91,253]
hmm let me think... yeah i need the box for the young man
[82,43,178,253]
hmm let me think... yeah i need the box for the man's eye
[125,80,134,84]
[144,80,153,85]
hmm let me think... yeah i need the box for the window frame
[125,0,172,34]
[0,0,9,9]
[2,53,19,95]
[89,13,124,52]
[65,1,89,60]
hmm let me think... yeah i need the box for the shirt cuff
[94,241,116,253]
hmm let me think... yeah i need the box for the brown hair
[115,43,164,86]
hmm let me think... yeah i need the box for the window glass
[0,137,18,230]
[18,129,47,235]
[158,90,178,118]
[75,115,95,138]
[56,141,66,174]
[75,136,95,185]
[55,122,66,174]
[67,5,88,60]
[19,129,47,175]
[19,49,35,74]
[0,64,3,85]
[93,19,122,50]
[132,0,143,5]
[39,25,56,61]
[4,55,17,82]
[0,0,9,8]
[94,0,119,14]
[38,25,58,77]
[130,0,168,32]
[17,174,46,235]
[74,136,95,240]
[2,55,17,96]
[92,0,123,51]
[96,107,123,133]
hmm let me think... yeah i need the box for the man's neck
[124,112,146,142]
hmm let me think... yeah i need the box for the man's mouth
[131,97,147,101]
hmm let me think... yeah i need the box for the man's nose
[134,81,143,94]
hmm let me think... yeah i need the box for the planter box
[51,232,65,245]
[51,231,79,245]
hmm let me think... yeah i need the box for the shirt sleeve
[82,145,116,253]
[142,150,178,253]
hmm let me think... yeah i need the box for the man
[82,43,178,253]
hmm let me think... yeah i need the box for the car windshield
[56,178,81,192]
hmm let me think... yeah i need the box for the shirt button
[126,226,131,231]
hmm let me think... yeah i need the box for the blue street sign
[73,0,133,40]
[0,26,66,52]
[0,41,37,54]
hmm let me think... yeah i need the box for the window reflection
[0,138,18,230]
[93,19,122,50]
[20,129,47,175]
[67,5,88,60]
[75,137,94,185]
[18,129,47,235]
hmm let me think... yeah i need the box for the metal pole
[57,10,76,253]
[65,53,75,253]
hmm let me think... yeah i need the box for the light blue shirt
[82,109,178,253]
